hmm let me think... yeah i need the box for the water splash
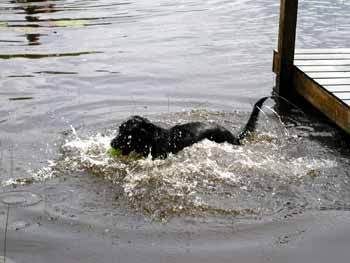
[35,117,340,221]
[1,160,56,187]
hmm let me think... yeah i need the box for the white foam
[22,127,342,219]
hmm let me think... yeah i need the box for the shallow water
[0,0,350,226]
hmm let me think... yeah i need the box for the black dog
[111,97,269,159]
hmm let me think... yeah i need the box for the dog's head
[110,116,155,157]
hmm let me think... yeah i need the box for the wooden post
[275,0,299,98]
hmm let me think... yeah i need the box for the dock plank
[295,54,350,60]
[304,71,350,79]
[296,48,350,54]
[297,65,350,72]
[324,85,350,93]
[295,60,350,66]
[294,50,350,119]
[273,4,350,133]
[306,72,350,78]
[315,78,350,85]
[332,92,350,100]
[293,68,350,134]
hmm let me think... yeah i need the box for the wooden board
[295,54,350,60]
[314,78,350,85]
[296,48,350,54]
[293,68,350,134]
[271,0,350,134]
[332,92,350,100]
[297,65,350,72]
[293,49,350,114]
[306,72,350,78]
[295,60,350,66]
[324,85,350,93]
[273,45,350,133]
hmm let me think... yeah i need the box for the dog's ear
[128,116,155,132]
[137,120,156,135]
[129,123,157,157]
[131,121,157,146]
[137,127,153,140]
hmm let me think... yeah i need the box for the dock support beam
[274,0,299,98]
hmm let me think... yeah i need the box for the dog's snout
[110,137,120,149]
[111,135,133,155]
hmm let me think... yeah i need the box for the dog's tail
[237,96,270,142]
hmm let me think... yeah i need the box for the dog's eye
[127,135,132,139]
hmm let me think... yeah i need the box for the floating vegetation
[34,71,78,75]
[8,97,33,101]
[0,51,102,60]
[7,75,34,78]
[53,19,88,27]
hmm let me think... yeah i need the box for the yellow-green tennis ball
[107,147,122,157]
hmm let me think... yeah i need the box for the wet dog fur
[111,97,269,159]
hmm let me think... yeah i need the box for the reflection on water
[12,0,57,45]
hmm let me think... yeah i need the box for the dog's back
[170,122,238,150]
[111,97,269,159]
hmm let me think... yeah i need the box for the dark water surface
[1,0,350,262]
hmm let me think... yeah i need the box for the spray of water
[51,118,339,220]
[10,109,347,221]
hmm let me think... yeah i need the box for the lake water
[0,0,350,262]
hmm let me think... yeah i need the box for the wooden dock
[273,0,350,134]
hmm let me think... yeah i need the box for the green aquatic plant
[54,20,88,27]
